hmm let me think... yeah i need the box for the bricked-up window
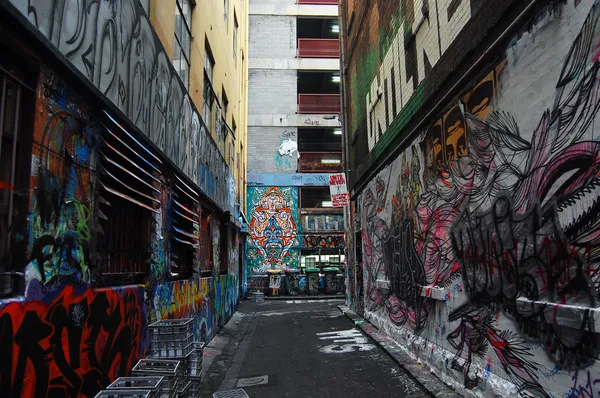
[174,0,192,88]
[96,111,161,286]
[170,175,200,279]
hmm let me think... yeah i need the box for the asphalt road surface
[201,299,431,398]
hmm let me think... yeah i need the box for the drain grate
[213,388,250,398]
[237,375,269,387]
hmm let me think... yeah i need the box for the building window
[221,89,228,126]
[203,40,215,132]
[169,175,200,280]
[96,114,160,286]
[230,118,236,166]
[233,11,238,62]
[224,0,229,25]
[238,142,243,204]
[174,0,192,89]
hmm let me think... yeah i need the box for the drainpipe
[338,1,353,298]
[352,0,543,197]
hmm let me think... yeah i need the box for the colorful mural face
[247,187,299,274]
[354,1,600,396]
[0,285,147,398]
[25,67,98,298]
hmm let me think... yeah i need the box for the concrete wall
[345,0,600,396]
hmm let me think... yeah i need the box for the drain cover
[213,388,250,398]
[237,375,269,387]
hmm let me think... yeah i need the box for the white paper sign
[329,173,349,207]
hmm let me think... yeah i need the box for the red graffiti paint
[0,180,14,191]
[0,285,146,398]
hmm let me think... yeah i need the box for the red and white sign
[329,173,349,207]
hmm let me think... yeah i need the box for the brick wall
[247,126,299,173]
[249,15,297,60]
[248,70,298,115]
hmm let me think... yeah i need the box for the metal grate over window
[169,174,200,279]
[0,65,31,297]
[96,111,162,285]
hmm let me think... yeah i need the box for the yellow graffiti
[155,278,210,321]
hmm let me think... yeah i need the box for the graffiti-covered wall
[0,285,147,397]
[348,1,600,396]
[0,33,241,398]
[4,0,234,212]
[246,186,300,275]
[24,65,98,299]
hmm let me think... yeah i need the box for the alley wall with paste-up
[343,0,600,396]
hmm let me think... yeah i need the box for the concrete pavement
[201,299,432,398]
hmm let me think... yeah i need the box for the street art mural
[354,1,600,396]
[25,67,98,299]
[6,0,234,212]
[302,235,345,249]
[152,275,239,343]
[0,285,147,398]
[247,187,300,274]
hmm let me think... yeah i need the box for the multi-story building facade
[246,0,345,295]
[150,0,249,209]
[341,0,600,396]
[0,0,248,396]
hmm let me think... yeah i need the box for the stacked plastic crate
[147,318,194,396]
[94,318,204,398]
[93,376,165,397]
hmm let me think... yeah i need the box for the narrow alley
[201,300,431,398]
[3,0,600,396]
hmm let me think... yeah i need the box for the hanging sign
[329,173,349,207]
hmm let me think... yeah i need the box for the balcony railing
[298,94,340,114]
[298,38,340,58]
[299,152,342,172]
[298,0,338,4]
